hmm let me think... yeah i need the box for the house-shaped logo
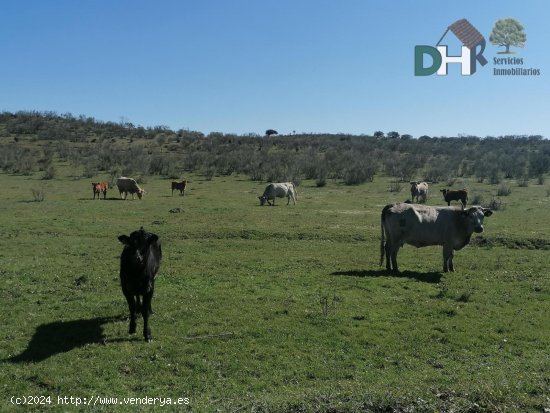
[415,19,488,76]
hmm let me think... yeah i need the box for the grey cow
[258,182,297,206]
[380,203,493,273]
[410,181,429,203]
[116,177,145,200]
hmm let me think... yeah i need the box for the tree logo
[489,18,526,54]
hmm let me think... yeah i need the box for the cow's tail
[380,204,392,267]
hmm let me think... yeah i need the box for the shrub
[31,187,45,202]
[470,193,484,205]
[496,184,511,196]
[485,196,505,211]
[315,165,327,187]
[42,166,55,180]
[343,161,375,185]
[83,162,98,178]
[389,181,402,192]
[517,175,529,187]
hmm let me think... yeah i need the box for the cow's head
[137,189,145,199]
[440,189,449,195]
[118,227,158,266]
[258,195,268,206]
[462,206,493,233]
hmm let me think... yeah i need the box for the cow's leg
[385,241,399,273]
[122,288,137,334]
[103,190,107,200]
[384,242,392,271]
[149,280,155,315]
[443,245,454,272]
[390,245,400,273]
[142,292,153,342]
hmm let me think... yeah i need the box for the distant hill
[1,111,548,185]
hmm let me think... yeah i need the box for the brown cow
[440,188,468,207]
[171,180,187,196]
[92,181,109,200]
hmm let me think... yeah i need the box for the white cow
[410,181,429,203]
[258,182,297,206]
[116,177,145,200]
[380,203,493,273]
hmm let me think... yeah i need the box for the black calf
[118,227,162,342]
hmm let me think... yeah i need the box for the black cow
[171,180,187,196]
[440,188,468,207]
[118,227,162,342]
[265,129,278,137]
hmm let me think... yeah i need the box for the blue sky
[1,1,548,137]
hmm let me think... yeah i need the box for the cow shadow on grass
[331,269,442,284]
[5,316,126,364]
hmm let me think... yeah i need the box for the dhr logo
[415,19,488,76]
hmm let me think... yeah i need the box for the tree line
[0,111,548,187]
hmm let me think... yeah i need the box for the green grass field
[1,166,549,412]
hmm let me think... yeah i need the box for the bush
[31,187,45,202]
[315,165,327,187]
[485,196,505,211]
[388,181,402,192]
[342,161,375,185]
[470,193,484,205]
[517,176,529,187]
[496,184,511,196]
[83,162,98,178]
[42,166,55,180]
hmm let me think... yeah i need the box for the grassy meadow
[0,163,549,412]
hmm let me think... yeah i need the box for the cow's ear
[483,208,493,217]
[118,235,131,245]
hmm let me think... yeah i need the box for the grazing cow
[380,203,493,273]
[440,188,468,207]
[171,180,187,196]
[92,181,108,200]
[410,181,429,203]
[259,182,297,206]
[118,227,162,342]
[116,177,145,200]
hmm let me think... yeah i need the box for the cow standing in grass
[171,180,187,196]
[259,182,297,206]
[118,227,162,342]
[92,181,108,200]
[440,188,468,207]
[380,203,493,273]
[410,181,428,203]
[116,177,145,200]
